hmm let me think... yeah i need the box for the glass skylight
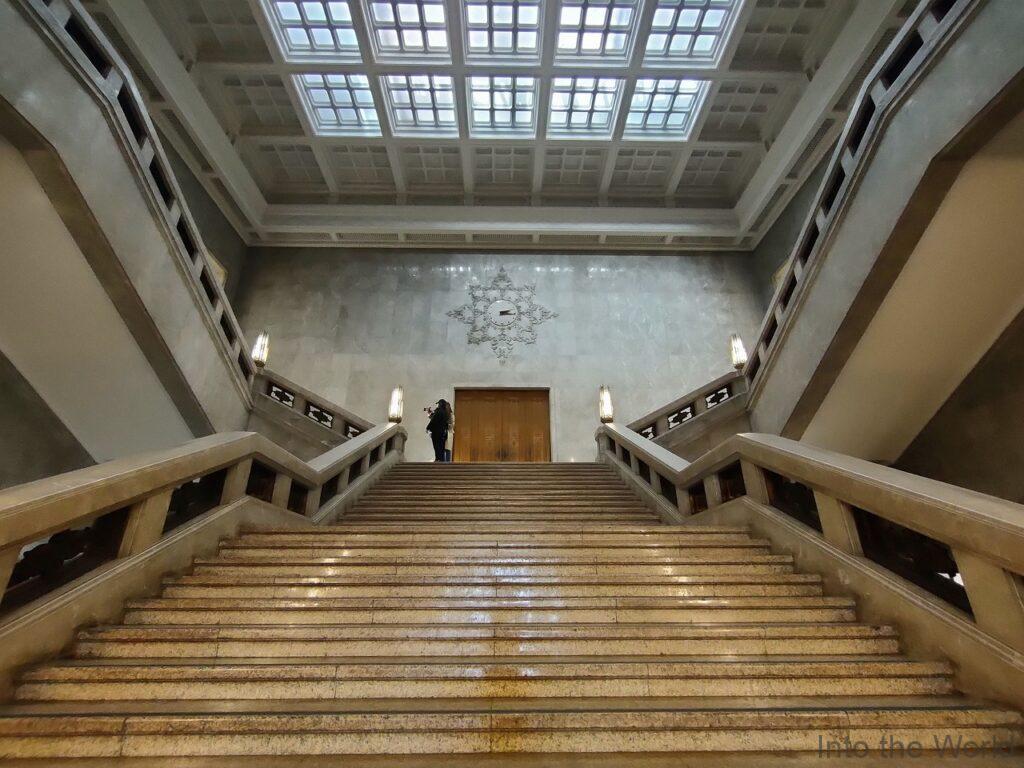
[264,1,361,60]
[296,73,381,135]
[469,76,537,136]
[556,0,639,62]
[548,77,623,137]
[624,78,707,138]
[366,0,450,58]
[464,0,541,59]
[383,74,457,134]
[645,0,737,63]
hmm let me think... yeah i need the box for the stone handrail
[626,0,979,445]
[597,423,1024,653]
[17,0,256,390]
[627,370,748,440]
[253,368,375,442]
[0,423,406,605]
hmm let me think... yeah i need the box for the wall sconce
[251,331,270,369]
[388,386,405,423]
[598,385,614,424]
[730,333,748,370]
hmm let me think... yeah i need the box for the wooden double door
[453,389,551,463]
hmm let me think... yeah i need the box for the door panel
[454,389,550,462]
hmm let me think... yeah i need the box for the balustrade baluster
[813,491,863,555]
[117,490,172,558]
[303,486,322,517]
[953,548,1024,652]
[0,546,20,599]
[220,459,253,505]
[740,461,770,505]
[703,474,723,508]
[271,474,293,509]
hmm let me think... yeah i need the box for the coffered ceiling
[83,0,916,250]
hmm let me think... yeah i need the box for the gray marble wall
[896,306,1024,504]
[235,249,764,461]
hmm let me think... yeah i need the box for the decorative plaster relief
[448,267,558,362]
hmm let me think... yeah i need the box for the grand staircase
[0,462,1020,762]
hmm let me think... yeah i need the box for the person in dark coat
[426,399,453,462]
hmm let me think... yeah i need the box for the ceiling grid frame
[85,0,906,248]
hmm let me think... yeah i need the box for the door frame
[452,386,553,463]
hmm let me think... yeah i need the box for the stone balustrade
[597,424,1024,656]
[626,0,982,453]
[15,0,256,392]
[0,424,406,616]
[250,368,376,456]
[627,370,748,442]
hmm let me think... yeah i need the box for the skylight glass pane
[555,0,639,62]
[296,73,381,135]
[644,0,738,64]
[469,76,537,135]
[383,74,458,134]
[265,0,362,60]
[464,0,541,59]
[548,76,623,137]
[367,0,450,58]
[623,78,708,138]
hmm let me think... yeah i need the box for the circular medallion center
[487,299,518,327]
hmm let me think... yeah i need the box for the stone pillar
[304,486,322,518]
[0,546,21,598]
[703,474,723,508]
[954,548,1024,652]
[813,491,863,555]
[271,474,293,509]
[221,459,253,505]
[740,460,770,505]
[118,489,173,558]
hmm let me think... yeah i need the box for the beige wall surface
[235,249,764,462]
[0,136,196,462]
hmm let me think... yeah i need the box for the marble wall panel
[235,249,764,461]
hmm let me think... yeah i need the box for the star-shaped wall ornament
[447,267,558,362]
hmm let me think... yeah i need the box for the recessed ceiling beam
[262,203,739,236]
[195,58,809,83]
[735,0,908,231]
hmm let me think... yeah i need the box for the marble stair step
[356,493,641,500]
[120,597,858,626]
[167,572,817,586]
[0,702,1018,758]
[161,581,824,599]
[190,561,798,577]
[336,518,663,525]
[232,528,753,543]
[293,524,693,532]
[213,545,775,560]
[15,658,954,701]
[342,510,657,517]
[124,595,852,610]
[73,622,904,658]
[191,554,796,572]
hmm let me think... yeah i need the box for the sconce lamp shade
[730,333,748,370]
[251,331,270,368]
[598,385,614,424]
[388,386,405,423]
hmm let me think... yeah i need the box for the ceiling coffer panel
[85,0,912,248]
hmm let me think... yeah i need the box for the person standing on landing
[426,399,453,463]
